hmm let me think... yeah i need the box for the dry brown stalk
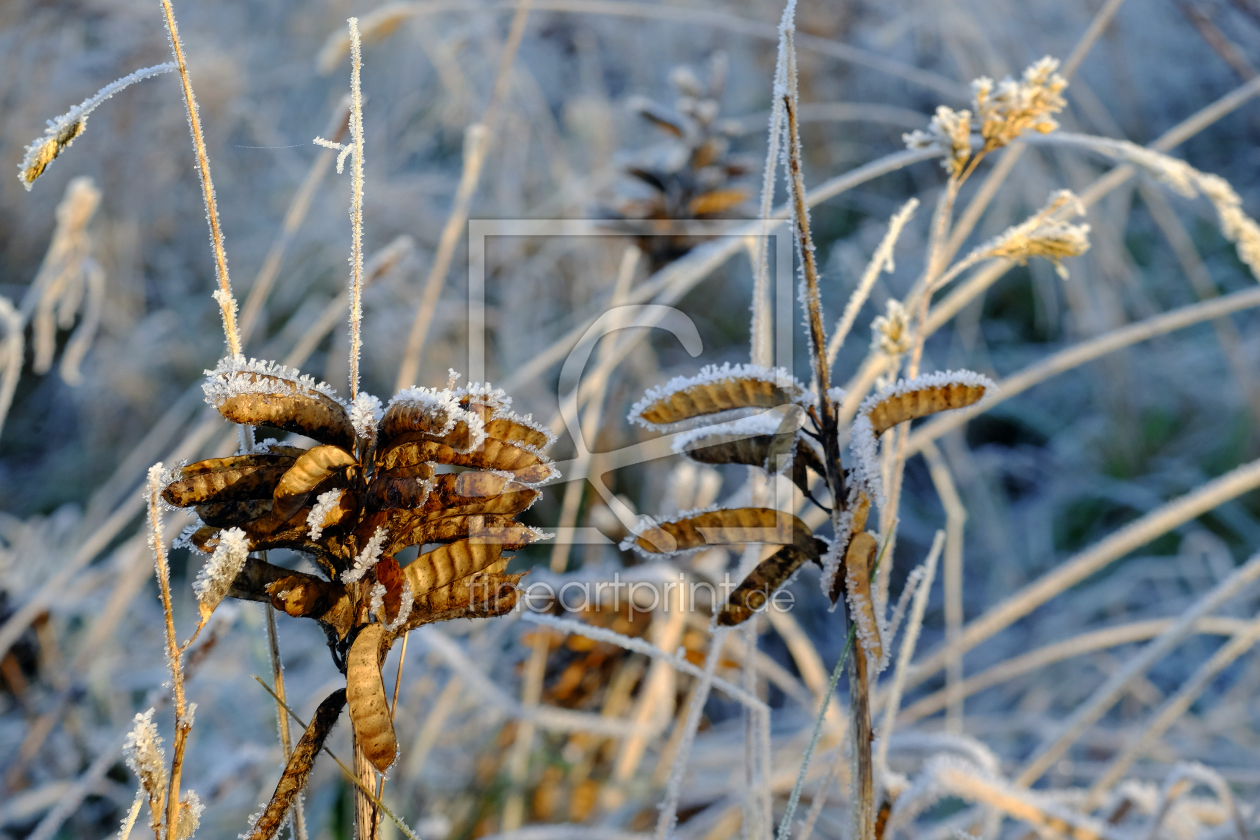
[159,0,241,358]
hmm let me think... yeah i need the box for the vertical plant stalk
[370,635,409,840]
[158,0,241,358]
[781,77,873,839]
[265,605,306,840]
[346,17,366,402]
[354,737,380,840]
[146,466,189,838]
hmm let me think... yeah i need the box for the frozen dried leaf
[373,555,407,623]
[675,410,800,474]
[630,363,805,431]
[719,540,824,626]
[193,527,249,621]
[404,540,505,597]
[214,381,353,449]
[346,624,396,772]
[623,507,816,557]
[792,442,828,495]
[226,557,304,602]
[242,689,346,840]
[376,438,556,484]
[464,401,554,451]
[271,445,356,521]
[365,470,432,511]
[842,532,882,664]
[162,463,291,507]
[266,573,347,619]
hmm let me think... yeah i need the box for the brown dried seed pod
[226,557,299,602]
[177,452,299,477]
[791,442,828,495]
[636,376,801,428]
[163,463,291,507]
[242,688,346,840]
[679,431,796,473]
[842,532,882,663]
[377,400,468,449]
[418,472,539,518]
[687,188,748,217]
[365,473,432,511]
[195,498,274,527]
[386,513,542,555]
[266,574,347,620]
[464,402,552,450]
[404,540,505,597]
[376,438,554,484]
[271,445,356,521]
[629,507,815,556]
[216,387,355,450]
[402,571,524,632]
[866,382,987,437]
[719,543,816,626]
[346,624,396,772]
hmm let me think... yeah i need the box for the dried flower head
[979,189,1091,277]
[904,107,973,176]
[122,708,167,802]
[972,57,1067,152]
[18,64,175,189]
[871,300,913,357]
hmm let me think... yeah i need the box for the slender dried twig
[159,0,241,357]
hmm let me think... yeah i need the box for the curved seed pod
[195,498,273,527]
[826,493,871,604]
[719,544,811,626]
[243,689,346,840]
[404,540,504,597]
[626,507,815,557]
[177,452,298,477]
[680,432,794,473]
[842,532,882,664]
[687,188,748,217]
[418,472,539,518]
[387,514,542,555]
[377,439,556,484]
[217,388,354,450]
[632,367,803,429]
[865,380,988,436]
[402,571,523,633]
[271,445,356,521]
[464,402,553,450]
[377,400,469,450]
[346,624,396,772]
[163,464,291,507]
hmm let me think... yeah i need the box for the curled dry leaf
[243,689,347,840]
[346,623,396,772]
[625,507,814,556]
[162,462,292,507]
[271,444,357,521]
[216,385,355,450]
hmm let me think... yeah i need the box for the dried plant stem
[346,17,366,401]
[781,20,877,829]
[921,442,967,731]
[395,0,532,391]
[896,616,1252,726]
[371,635,409,839]
[905,457,1260,696]
[503,629,549,831]
[265,605,306,840]
[1085,615,1260,809]
[909,285,1260,455]
[875,532,943,777]
[158,0,240,357]
[1016,551,1260,785]
[146,468,189,838]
